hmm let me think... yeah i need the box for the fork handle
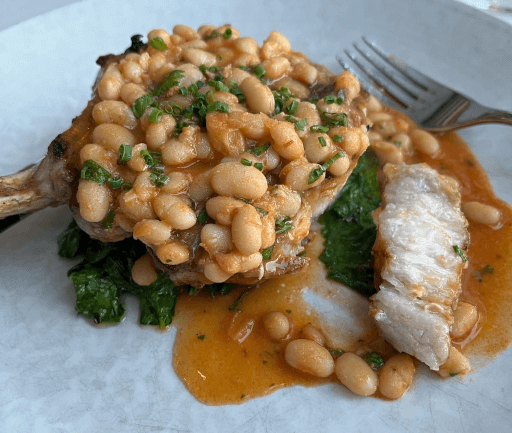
[426,98,512,132]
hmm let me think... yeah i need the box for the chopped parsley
[229,289,250,312]
[101,211,116,230]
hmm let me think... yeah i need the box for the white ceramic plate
[1,0,511,431]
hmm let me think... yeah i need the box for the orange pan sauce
[170,126,512,405]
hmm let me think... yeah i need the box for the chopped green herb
[140,149,154,166]
[81,160,111,185]
[149,37,168,50]
[318,136,327,147]
[121,181,132,191]
[483,265,494,274]
[285,309,291,314]
[132,70,184,118]
[217,54,222,61]
[319,150,380,297]
[262,245,275,260]
[178,86,189,96]
[206,100,229,113]
[253,64,266,78]
[197,208,208,224]
[240,158,252,166]
[207,283,236,298]
[256,207,268,217]
[297,251,307,257]
[308,152,342,184]
[148,107,164,123]
[364,352,384,370]
[238,65,251,71]
[149,173,169,187]
[210,66,222,74]
[205,30,221,40]
[247,143,270,156]
[275,216,292,234]
[101,210,116,230]
[208,79,230,92]
[394,140,402,147]
[453,245,468,262]
[198,334,206,340]
[229,289,250,311]
[254,162,264,171]
[295,118,308,131]
[228,80,246,103]
[333,135,343,143]
[285,100,299,115]
[308,97,320,104]
[117,144,132,164]
[310,125,329,133]
[319,108,348,127]
[199,64,208,75]
[324,95,336,104]
[223,28,233,39]
[188,287,199,295]
[326,347,345,357]
[108,177,124,189]
[450,372,460,377]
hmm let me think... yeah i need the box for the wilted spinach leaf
[319,150,381,297]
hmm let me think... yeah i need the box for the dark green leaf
[319,150,380,297]
[364,352,384,370]
[262,245,274,260]
[108,177,124,189]
[197,208,208,224]
[101,210,116,230]
[223,28,233,39]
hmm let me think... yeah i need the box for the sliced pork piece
[369,163,469,370]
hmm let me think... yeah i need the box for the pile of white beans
[263,308,474,399]
[75,24,370,285]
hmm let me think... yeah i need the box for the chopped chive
[255,206,268,216]
[324,95,336,104]
[240,158,252,166]
[148,107,164,123]
[275,216,292,234]
[208,79,230,92]
[254,162,264,171]
[117,144,132,164]
[80,160,111,185]
[333,135,343,143]
[247,143,270,156]
[206,100,229,113]
[394,140,402,147]
[205,30,220,40]
[310,125,329,133]
[229,290,250,311]
[253,64,266,78]
[483,265,494,274]
[318,136,327,147]
[326,347,345,357]
[285,100,299,115]
[285,309,291,314]
[121,181,132,191]
[453,245,467,261]
[295,118,307,131]
[178,87,189,96]
[149,37,168,50]
[140,149,154,166]
[197,334,206,340]
[308,152,343,184]
[108,177,124,189]
[223,28,233,39]
[199,64,207,75]
[450,372,459,377]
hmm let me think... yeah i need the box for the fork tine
[352,42,420,101]
[336,54,405,111]
[361,37,439,92]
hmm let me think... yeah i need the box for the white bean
[451,302,478,339]
[239,76,275,115]
[132,219,172,246]
[284,339,334,378]
[156,241,190,265]
[462,201,501,226]
[263,312,290,340]
[231,204,262,255]
[335,352,378,396]
[378,354,415,400]
[210,161,268,200]
[76,180,111,223]
[153,194,197,229]
[411,129,440,156]
[131,253,158,286]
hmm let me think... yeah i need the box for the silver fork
[337,37,512,132]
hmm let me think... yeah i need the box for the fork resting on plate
[338,37,512,133]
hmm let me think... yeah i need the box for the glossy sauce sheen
[171,131,512,404]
